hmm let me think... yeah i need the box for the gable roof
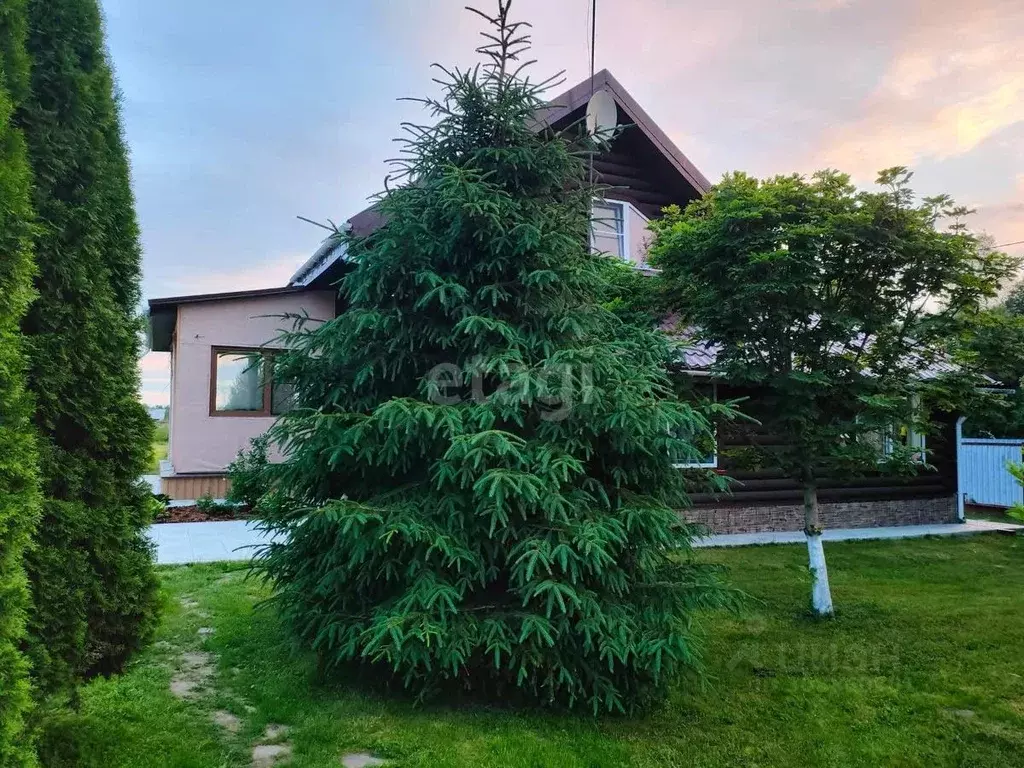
[535,69,711,195]
[287,69,711,288]
[148,69,714,344]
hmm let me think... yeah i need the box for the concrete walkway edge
[148,518,1022,565]
[694,518,1022,548]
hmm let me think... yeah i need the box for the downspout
[955,415,966,522]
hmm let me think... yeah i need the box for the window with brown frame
[210,348,294,417]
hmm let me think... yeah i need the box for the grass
[39,534,1024,767]
[149,420,168,474]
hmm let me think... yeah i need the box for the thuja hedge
[16,0,158,696]
[0,0,40,761]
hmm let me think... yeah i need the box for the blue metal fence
[960,438,1024,509]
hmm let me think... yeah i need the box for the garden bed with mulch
[155,504,252,524]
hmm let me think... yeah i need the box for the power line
[994,239,1024,249]
[589,0,596,84]
[587,0,597,186]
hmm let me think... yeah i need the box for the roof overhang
[288,228,350,287]
[146,285,306,352]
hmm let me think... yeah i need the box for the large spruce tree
[0,0,40,761]
[241,1,734,713]
[15,0,157,694]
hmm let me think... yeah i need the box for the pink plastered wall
[169,291,336,474]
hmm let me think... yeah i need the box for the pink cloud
[167,253,303,296]
[812,0,1024,177]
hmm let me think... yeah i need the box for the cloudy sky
[109,0,1024,405]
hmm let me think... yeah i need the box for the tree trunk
[803,482,834,617]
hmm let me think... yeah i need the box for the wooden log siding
[592,132,697,218]
[553,110,703,218]
[686,384,958,507]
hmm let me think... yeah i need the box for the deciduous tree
[649,168,1013,615]
[946,308,1024,438]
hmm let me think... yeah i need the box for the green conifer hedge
[0,0,40,761]
[16,0,157,696]
[241,2,735,713]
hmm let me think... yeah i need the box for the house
[147,69,962,531]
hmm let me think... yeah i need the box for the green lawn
[149,420,168,474]
[39,535,1024,767]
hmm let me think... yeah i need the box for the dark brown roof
[292,69,712,287]
[536,69,711,195]
[149,285,305,310]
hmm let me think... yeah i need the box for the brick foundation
[683,496,958,534]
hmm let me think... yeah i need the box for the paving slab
[148,521,278,565]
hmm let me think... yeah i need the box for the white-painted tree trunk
[805,533,834,616]
[803,482,834,617]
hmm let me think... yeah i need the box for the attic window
[591,200,627,259]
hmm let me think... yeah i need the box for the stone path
[342,754,388,768]
[168,587,389,766]
[150,518,1021,564]
[251,724,293,768]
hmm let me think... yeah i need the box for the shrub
[227,434,272,509]
[1008,463,1024,523]
[194,494,238,519]
[242,1,737,713]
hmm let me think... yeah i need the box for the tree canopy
[648,168,1013,613]
[1002,281,1024,316]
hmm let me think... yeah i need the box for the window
[863,426,926,463]
[210,348,293,417]
[591,200,627,259]
[880,423,925,462]
[902,422,927,462]
[861,395,927,463]
[671,382,719,469]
